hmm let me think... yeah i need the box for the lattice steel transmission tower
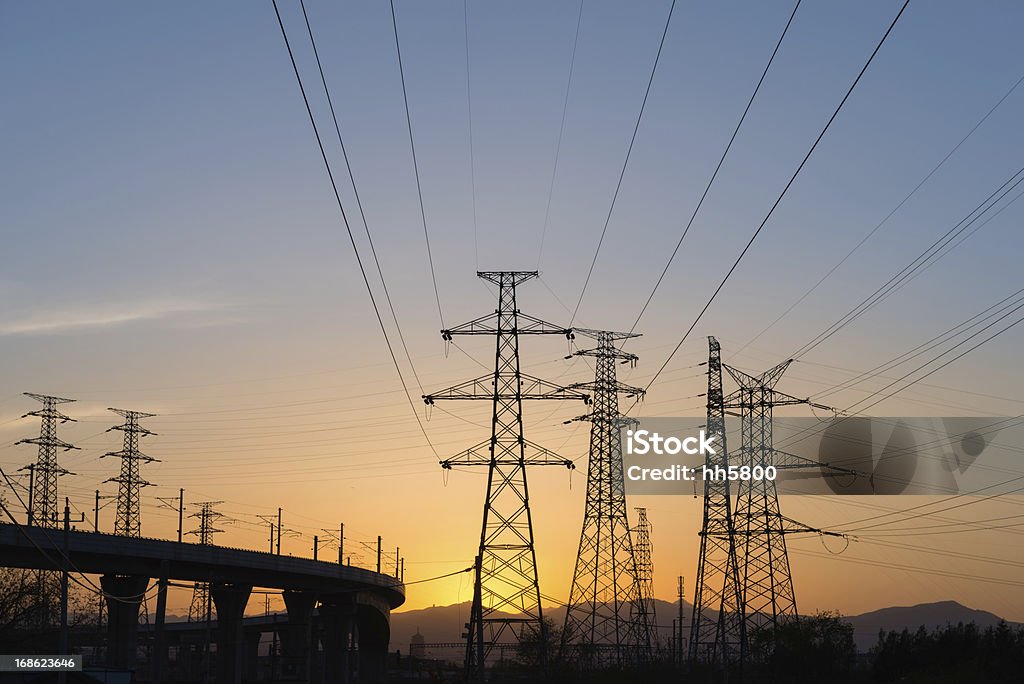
[724,355,843,647]
[690,337,745,666]
[16,393,79,528]
[423,271,587,680]
[562,328,649,667]
[632,507,658,655]
[102,409,159,538]
[187,501,224,623]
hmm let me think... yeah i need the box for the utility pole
[102,409,158,538]
[423,271,587,679]
[277,507,282,555]
[562,328,649,667]
[58,496,84,684]
[376,535,382,574]
[17,393,78,528]
[690,337,745,666]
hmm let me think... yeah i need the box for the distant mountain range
[390,599,1018,654]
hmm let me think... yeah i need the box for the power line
[463,0,479,269]
[637,0,911,400]
[813,286,1024,402]
[536,0,585,269]
[297,0,427,394]
[791,165,1024,359]
[570,0,677,325]
[270,0,439,458]
[738,69,1024,354]
[627,0,803,335]
[389,0,445,328]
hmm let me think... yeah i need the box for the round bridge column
[319,593,357,684]
[100,574,150,669]
[280,590,318,682]
[211,582,253,684]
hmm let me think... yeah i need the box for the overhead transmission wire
[569,0,677,325]
[389,0,444,329]
[463,0,479,269]
[739,70,1024,354]
[634,0,911,403]
[814,285,1024,402]
[297,0,426,394]
[270,0,438,457]
[773,299,1024,459]
[791,164,1024,360]
[626,0,803,336]
[536,0,585,269]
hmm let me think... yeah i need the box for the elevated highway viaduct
[0,522,405,683]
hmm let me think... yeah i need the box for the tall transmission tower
[16,393,78,527]
[723,354,844,648]
[725,360,805,637]
[423,271,587,679]
[102,409,158,538]
[632,507,658,655]
[562,328,649,667]
[690,337,745,665]
[187,501,224,623]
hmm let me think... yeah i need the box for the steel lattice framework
[423,271,587,680]
[632,507,658,655]
[102,408,159,538]
[724,359,825,641]
[16,393,78,528]
[187,501,224,623]
[690,337,745,666]
[561,328,649,667]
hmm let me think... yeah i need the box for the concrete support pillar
[357,614,388,683]
[281,590,317,682]
[319,594,357,684]
[242,629,262,683]
[100,574,149,669]
[211,582,252,684]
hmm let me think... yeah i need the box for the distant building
[409,627,425,658]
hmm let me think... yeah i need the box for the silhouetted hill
[845,600,1015,652]
[390,598,692,654]
[390,599,1019,654]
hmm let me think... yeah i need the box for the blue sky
[3,1,1024,614]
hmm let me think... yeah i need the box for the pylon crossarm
[777,514,847,538]
[773,450,868,480]
[566,379,644,398]
[515,312,573,336]
[441,312,571,337]
[440,439,575,469]
[424,374,589,402]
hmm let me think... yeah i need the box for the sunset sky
[3,1,1024,623]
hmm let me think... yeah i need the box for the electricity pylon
[690,337,745,666]
[632,507,659,655]
[423,271,587,680]
[562,328,649,667]
[723,356,845,647]
[102,409,158,538]
[16,393,78,527]
[187,502,224,623]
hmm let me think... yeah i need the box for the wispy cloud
[0,298,236,337]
